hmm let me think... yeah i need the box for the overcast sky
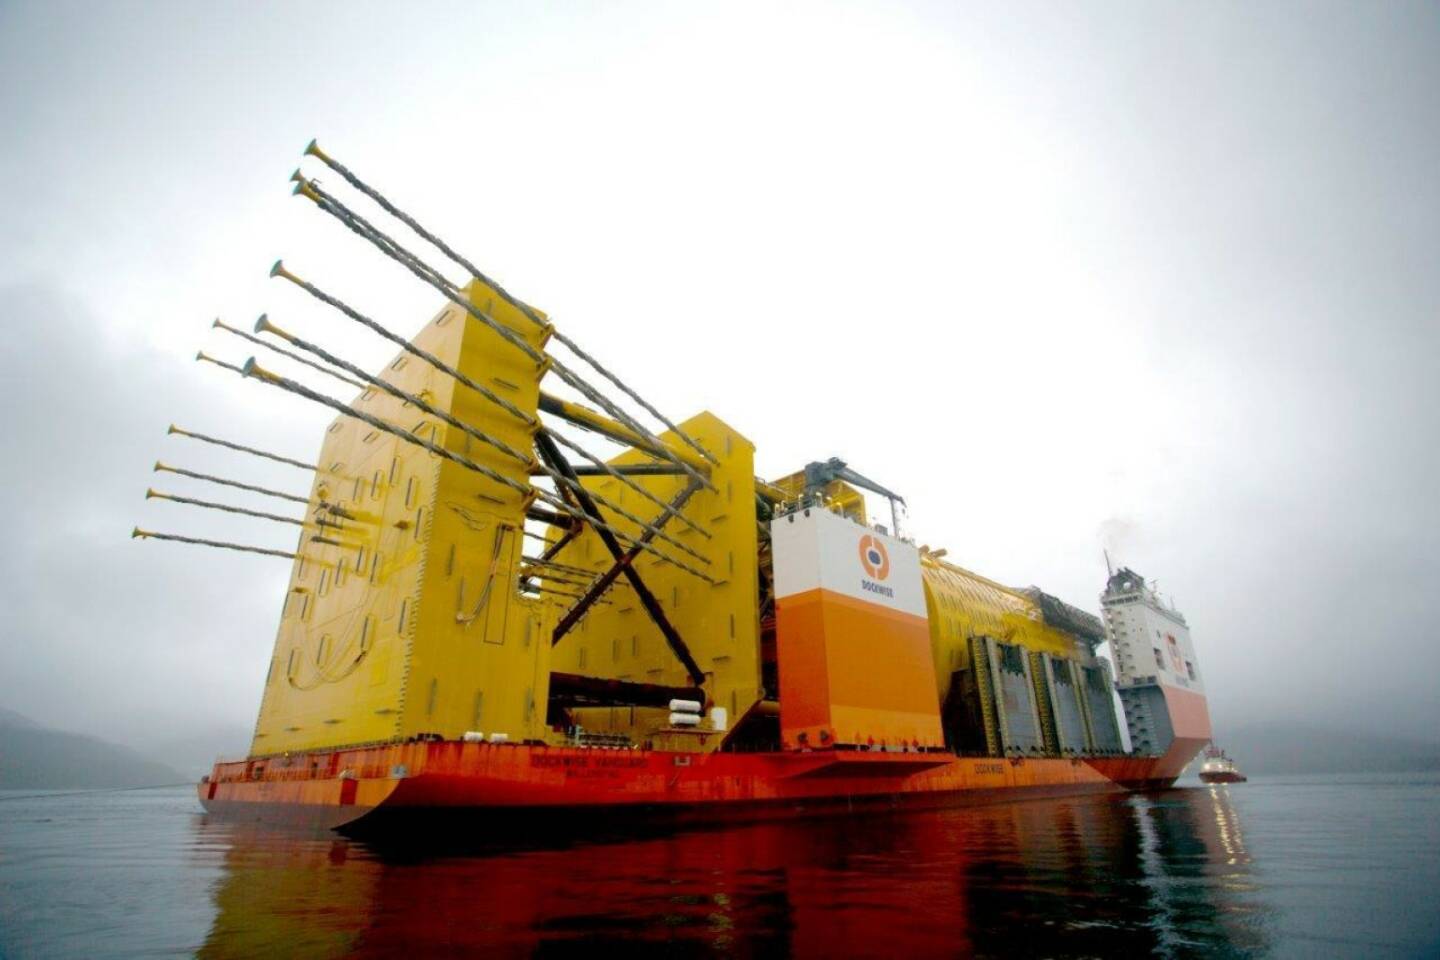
[1,1,1436,756]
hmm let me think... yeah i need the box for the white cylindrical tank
[668,712,702,727]
[710,707,728,731]
[462,731,485,743]
[669,699,702,714]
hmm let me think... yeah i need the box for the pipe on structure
[153,461,309,505]
[131,527,301,561]
[252,316,710,569]
[537,392,707,472]
[212,319,364,391]
[168,424,315,472]
[301,138,720,468]
[195,350,245,376]
[528,463,686,478]
[547,672,706,710]
[547,327,719,466]
[239,357,536,503]
[285,155,784,510]
[146,488,307,527]
[521,556,613,579]
[269,262,537,429]
[541,427,711,541]
[254,315,539,470]
[293,177,545,365]
[517,582,610,603]
[540,390,788,508]
[527,506,574,528]
[291,173,716,495]
[237,358,713,581]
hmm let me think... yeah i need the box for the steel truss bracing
[535,432,706,687]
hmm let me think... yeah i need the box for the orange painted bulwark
[1163,685,1213,741]
[777,588,944,750]
[198,741,1189,833]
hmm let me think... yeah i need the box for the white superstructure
[1101,567,1211,757]
[1102,568,1204,693]
[771,505,928,619]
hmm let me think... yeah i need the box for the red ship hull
[199,739,1200,834]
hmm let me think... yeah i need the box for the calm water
[1,774,1437,958]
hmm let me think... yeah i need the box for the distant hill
[0,707,39,729]
[136,726,252,782]
[1216,721,1440,775]
[0,710,185,790]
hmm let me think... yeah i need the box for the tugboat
[1199,746,1248,784]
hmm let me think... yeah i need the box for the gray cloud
[1,1,1436,755]
[0,282,324,752]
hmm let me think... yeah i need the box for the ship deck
[199,740,1192,833]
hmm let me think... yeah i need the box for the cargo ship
[133,143,1214,833]
[1199,748,1247,784]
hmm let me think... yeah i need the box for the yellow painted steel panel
[920,554,1086,705]
[251,280,553,755]
[549,413,762,750]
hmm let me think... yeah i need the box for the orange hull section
[1164,685,1213,742]
[199,742,1191,833]
[776,588,944,750]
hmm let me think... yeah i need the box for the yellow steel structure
[548,413,763,741]
[920,553,1088,705]
[252,279,555,755]
[767,469,868,525]
[764,479,1092,707]
[245,284,1093,759]
[249,279,766,757]
[139,142,1132,775]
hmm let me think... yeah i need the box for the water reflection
[194,786,1267,957]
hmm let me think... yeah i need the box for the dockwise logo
[858,534,890,580]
